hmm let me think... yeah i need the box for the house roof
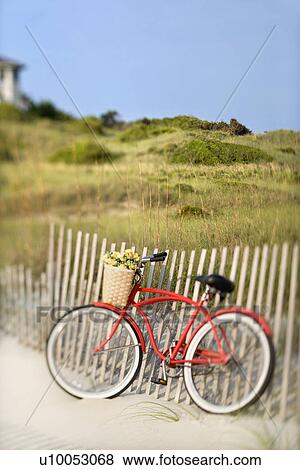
[0,55,24,69]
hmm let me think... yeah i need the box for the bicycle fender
[213,307,272,337]
[93,302,146,352]
[184,306,272,355]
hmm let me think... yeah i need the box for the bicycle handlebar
[141,251,167,264]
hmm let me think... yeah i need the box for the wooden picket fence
[0,224,299,422]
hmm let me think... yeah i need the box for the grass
[0,117,299,270]
[122,401,180,422]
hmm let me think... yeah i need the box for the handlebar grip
[151,255,166,262]
[153,251,167,259]
[140,251,168,264]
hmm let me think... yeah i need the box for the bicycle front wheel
[184,312,275,414]
[46,306,143,399]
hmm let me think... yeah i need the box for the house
[0,55,25,107]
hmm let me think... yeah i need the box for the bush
[119,116,252,141]
[27,100,73,121]
[0,103,24,121]
[229,118,252,136]
[279,147,296,155]
[70,116,103,134]
[49,140,121,164]
[100,110,123,128]
[119,122,174,142]
[169,139,271,165]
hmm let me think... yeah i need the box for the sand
[0,335,298,450]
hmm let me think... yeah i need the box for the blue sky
[0,0,299,131]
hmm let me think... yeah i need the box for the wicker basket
[102,264,135,307]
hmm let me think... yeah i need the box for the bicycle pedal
[151,377,167,386]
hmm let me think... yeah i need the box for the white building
[0,55,24,107]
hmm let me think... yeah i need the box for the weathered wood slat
[17,265,26,343]
[214,246,227,306]
[93,238,107,301]
[246,247,260,309]
[47,224,55,307]
[64,230,82,363]
[273,243,289,346]
[146,250,170,395]
[236,246,249,306]
[296,322,300,424]
[60,229,73,307]
[255,244,269,312]
[279,244,298,421]
[134,248,159,394]
[174,250,196,403]
[153,249,178,399]
[25,268,33,347]
[225,246,240,306]
[164,250,186,401]
[69,231,83,306]
[84,233,98,303]
[265,244,278,320]
[77,233,90,305]
[54,225,64,308]
[185,248,208,405]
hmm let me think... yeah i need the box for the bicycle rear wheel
[46,306,142,399]
[184,312,275,414]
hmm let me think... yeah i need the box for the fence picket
[265,245,278,320]
[164,250,186,401]
[60,229,72,307]
[77,233,90,305]
[54,225,64,308]
[255,244,269,312]
[273,243,289,346]
[174,250,196,403]
[279,244,298,421]
[93,238,107,301]
[297,322,300,424]
[47,224,55,306]
[84,233,98,303]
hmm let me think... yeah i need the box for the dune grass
[0,118,299,270]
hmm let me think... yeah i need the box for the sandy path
[0,335,298,450]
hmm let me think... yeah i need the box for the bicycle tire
[184,312,275,414]
[46,305,143,399]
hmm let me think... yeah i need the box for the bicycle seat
[195,274,235,294]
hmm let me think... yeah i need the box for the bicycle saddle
[195,274,235,293]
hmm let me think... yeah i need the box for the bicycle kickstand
[151,360,167,386]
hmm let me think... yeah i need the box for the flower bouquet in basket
[102,249,140,307]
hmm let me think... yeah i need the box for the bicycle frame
[93,282,232,367]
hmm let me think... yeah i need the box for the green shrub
[119,115,251,141]
[279,147,296,155]
[100,110,124,128]
[27,100,73,121]
[0,103,24,121]
[229,118,251,136]
[119,122,174,142]
[169,139,271,165]
[49,140,121,164]
[69,116,103,134]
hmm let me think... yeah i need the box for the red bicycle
[47,251,275,414]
